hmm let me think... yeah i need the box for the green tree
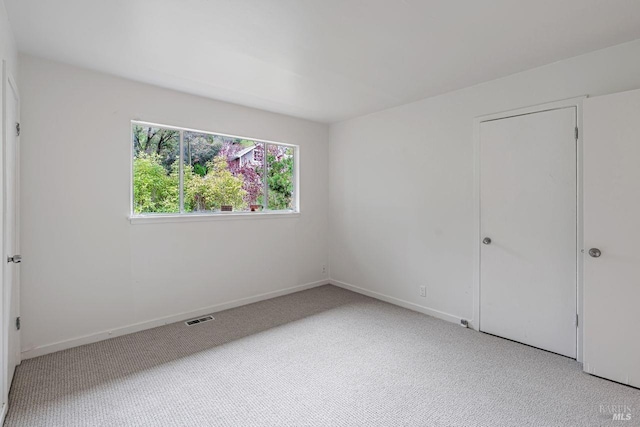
[133,125,180,172]
[184,131,223,176]
[133,153,179,213]
[266,149,294,210]
[185,156,247,211]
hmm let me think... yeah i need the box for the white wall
[19,55,329,358]
[329,39,640,323]
[0,0,17,78]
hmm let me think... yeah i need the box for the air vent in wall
[185,315,214,326]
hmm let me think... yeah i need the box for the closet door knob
[588,248,601,258]
[482,237,492,245]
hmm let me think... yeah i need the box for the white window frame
[129,120,299,224]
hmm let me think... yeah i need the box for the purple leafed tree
[218,141,242,160]
[235,163,262,205]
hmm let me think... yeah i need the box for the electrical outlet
[321,264,327,275]
[419,286,426,297]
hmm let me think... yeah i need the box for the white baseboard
[329,279,463,325]
[21,279,329,360]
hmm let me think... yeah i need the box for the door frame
[471,96,586,362]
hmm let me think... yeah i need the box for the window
[132,121,297,217]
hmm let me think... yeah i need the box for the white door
[480,107,577,358]
[583,89,640,388]
[3,64,20,398]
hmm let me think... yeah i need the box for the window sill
[129,211,300,225]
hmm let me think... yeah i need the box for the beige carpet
[5,285,640,426]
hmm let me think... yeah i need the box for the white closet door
[583,89,640,388]
[480,107,577,358]
[3,67,20,403]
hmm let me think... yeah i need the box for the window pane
[229,141,264,212]
[132,124,180,214]
[183,133,264,213]
[183,131,222,213]
[267,145,295,210]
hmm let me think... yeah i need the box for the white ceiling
[6,0,640,123]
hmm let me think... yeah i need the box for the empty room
[0,0,639,426]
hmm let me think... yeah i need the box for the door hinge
[576,314,579,327]
[16,122,20,137]
[574,127,578,141]
[16,317,20,331]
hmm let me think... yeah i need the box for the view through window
[132,122,296,215]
